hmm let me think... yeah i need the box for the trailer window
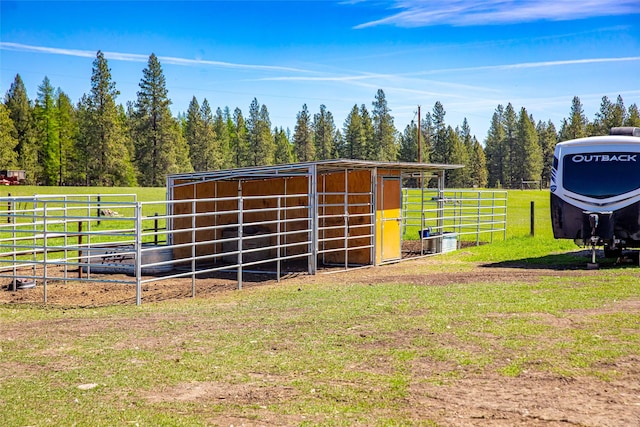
[563,152,640,198]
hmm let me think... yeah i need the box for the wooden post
[7,192,11,223]
[530,201,535,236]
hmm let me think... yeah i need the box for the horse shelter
[0,160,507,305]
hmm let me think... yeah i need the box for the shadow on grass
[481,249,640,271]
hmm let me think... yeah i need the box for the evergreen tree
[398,121,418,162]
[0,104,19,168]
[246,98,275,166]
[313,104,336,161]
[513,107,542,187]
[371,89,398,161]
[537,120,557,187]
[331,129,342,159]
[419,111,432,163]
[55,90,77,185]
[430,101,448,164]
[81,51,136,186]
[214,107,232,169]
[502,103,518,188]
[458,119,475,187]
[360,104,375,160]
[445,126,469,188]
[34,76,60,185]
[484,105,506,188]
[593,96,615,135]
[274,126,294,164]
[230,107,249,167]
[4,74,38,183]
[341,104,366,159]
[184,96,203,169]
[613,95,627,128]
[561,96,588,141]
[469,137,487,188]
[132,53,189,186]
[625,104,640,127]
[189,99,219,171]
[293,104,314,162]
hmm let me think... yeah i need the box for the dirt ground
[2,257,640,426]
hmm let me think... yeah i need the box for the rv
[550,127,640,258]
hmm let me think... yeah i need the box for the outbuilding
[166,160,461,275]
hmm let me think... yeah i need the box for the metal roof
[167,159,463,182]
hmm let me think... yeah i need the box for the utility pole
[417,105,422,163]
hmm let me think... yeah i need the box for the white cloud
[353,0,640,28]
[0,42,310,73]
[411,56,640,75]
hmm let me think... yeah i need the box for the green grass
[1,187,639,425]
[2,271,638,425]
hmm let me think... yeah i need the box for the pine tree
[313,104,336,161]
[458,119,475,187]
[625,104,640,127]
[55,90,77,186]
[341,104,366,159]
[81,51,136,186]
[34,76,60,185]
[230,107,249,167]
[0,104,19,169]
[398,121,418,162]
[293,104,314,162]
[185,97,203,170]
[561,96,588,141]
[502,103,517,188]
[360,104,375,160]
[371,89,398,161]
[470,137,487,188]
[4,74,38,183]
[445,126,469,188]
[214,107,232,169]
[274,126,294,164]
[513,107,542,187]
[594,96,614,135]
[537,120,557,187]
[484,105,506,188]
[430,101,447,164]
[613,95,627,129]
[132,53,190,186]
[246,98,275,166]
[419,112,432,163]
[189,99,218,171]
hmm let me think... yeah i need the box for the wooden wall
[318,169,373,265]
[169,167,399,269]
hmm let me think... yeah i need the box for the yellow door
[376,177,401,263]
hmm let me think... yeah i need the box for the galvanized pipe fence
[401,189,508,253]
[0,189,507,305]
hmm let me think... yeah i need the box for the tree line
[2,51,639,188]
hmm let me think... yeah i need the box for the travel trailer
[550,127,640,259]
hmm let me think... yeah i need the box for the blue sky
[1,0,639,140]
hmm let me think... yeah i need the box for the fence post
[97,195,101,226]
[530,201,535,236]
[78,221,83,278]
[154,212,159,245]
[135,203,143,306]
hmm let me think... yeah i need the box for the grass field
[1,187,639,426]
